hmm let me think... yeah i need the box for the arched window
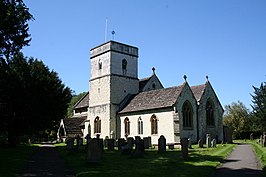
[124,117,130,135]
[98,59,102,70]
[138,117,143,135]
[151,114,158,134]
[94,117,101,134]
[122,59,127,75]
[206,99,215,126]
[182,101,193,128]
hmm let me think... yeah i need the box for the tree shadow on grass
[62,148,229,177]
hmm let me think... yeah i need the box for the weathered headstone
[107,139,115,151]
[206,134,211,148]
[66,138,75,153]
[133,136,145,158]
[87,138,102,163]
[263,135,266,147]
[148,136,152,147]
[118,138,126,151]
[158,135,166,153]
[127,137,135,149]
[211,139,216,148]
[250,133,254,140]
[76,136,83,151]
[223,126,233,143]
[104,136,109,148]
[198,139,204,148]
[143,137,150,149]
[188,138,192,149]
[181,138,189,159]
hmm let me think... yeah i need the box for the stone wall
[175,82,198,143]
[197,82,224,142]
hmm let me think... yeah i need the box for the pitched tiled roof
[139,76,152,92]
[119,85,184,114]
[191,84,206,101]
[74,92,89,109]
[63,116,86,135]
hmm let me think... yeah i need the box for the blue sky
[22,0,266,109]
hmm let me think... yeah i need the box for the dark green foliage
[0,0,34,60]
[251,82,266,132]
[67,92,87,118]
[0,53,72,145]
[223,101,251,139]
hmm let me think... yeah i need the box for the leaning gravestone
[211,139,216,148]
[181,138,189,159]
[188,138,192,149]
[158,135,166,153]
[206,134,211,148]
[198,139,204,148]
[87,138,102,163]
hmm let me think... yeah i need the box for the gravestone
[87,138,102,163]
[223,126,233,143]
[211,139,216,148]
[263,135,266,147]
[66,138,74,153]
[158,135,166,153]
[133,136,145,158]
[143,137,150,149]
[104,136,109,148]
[76,136,83,151]
[260,135,263,147]
[206,134,211,148]
[148,136,152,147]
[250,133,254,140]
[188,138,192,149]
[127,137,135,149]
[181,138,189,159]
[107,139,115,151]
[198,139,204,148]
[118,138,126,151]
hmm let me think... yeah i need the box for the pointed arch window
[183,101,193,128]
[124,117,130,135]
[94,117,101,134]
[206,99,215,126]
[138,117,143,135]
[98,59,102,70]
[151,114,158,135]
[122,59,127,75]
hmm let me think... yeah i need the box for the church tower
[86,41,139,139]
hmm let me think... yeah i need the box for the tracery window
[94,117,101,134]
[151,114,158,134]
[124,117,130,135]
[206,99,215,126]
[182,101,193,128]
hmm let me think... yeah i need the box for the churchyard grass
[235,139,266,175]
[0,145,37,177]
[56,143,235,177]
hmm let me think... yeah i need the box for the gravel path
[212,143,262,177]
[19,144,75,177]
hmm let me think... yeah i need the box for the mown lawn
[0,145,37,177]
[56,143,235,177]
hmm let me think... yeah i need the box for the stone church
[58,40,224,145]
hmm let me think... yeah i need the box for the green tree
[67,92,87,118]
[251,82,266,132]
[0,53,72,145]
[223,101,250,139]
[0,0,34,60]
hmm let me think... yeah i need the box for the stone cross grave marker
[133,136,145,158]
